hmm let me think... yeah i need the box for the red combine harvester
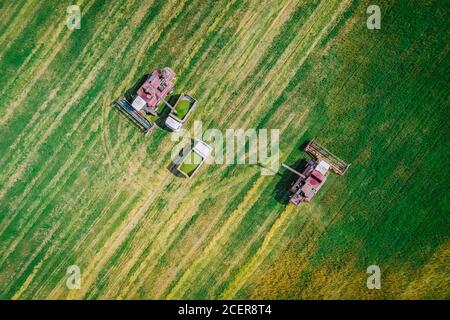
[114,67,176,133]
[283,140,349,205]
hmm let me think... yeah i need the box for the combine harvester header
[114,98,154,134]
[304,140,349,175]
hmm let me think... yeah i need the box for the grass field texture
[0,0,448,299]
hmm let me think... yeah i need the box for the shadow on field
[167,161,186,178]
[273,158,308,205]
[124,74,148,102]
[166,142,191,178]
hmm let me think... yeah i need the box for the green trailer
[165,94,197,131]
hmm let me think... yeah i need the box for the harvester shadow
[273,158,308,205]
[166,144,190,178]
[299,140,310,151]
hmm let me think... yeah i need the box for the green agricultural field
[0,0,448,300]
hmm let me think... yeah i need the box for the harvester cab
[283,140,349,205]
[131,67,176,116]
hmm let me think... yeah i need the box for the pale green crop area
[0,0,448,299]
[179,151,203,177]
[173,98,192,120]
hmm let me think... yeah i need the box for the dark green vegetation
[0,0,448,299]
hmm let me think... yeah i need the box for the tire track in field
[99,0,334,298]
[0,1,133,238]
[99,172,214,297]
[0,112,102,268]
[164,177,268,299]
[38,0,195,298]
[106,170,234,298]
[220,204,296,298]
[113,177,244,298]
[0,0,41,54]
[62,170,174,299]
[71,141,190,300]
[0,0,125,174]
[100,167,249,298]
[58,0,258,298]
[108,189,209,298]
[0,0,147,203]
[0,0,92,126]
